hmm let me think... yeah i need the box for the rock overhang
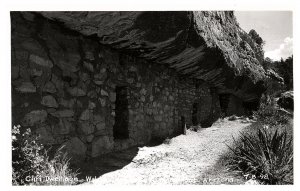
[35,11,267,102]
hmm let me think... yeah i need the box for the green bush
[227,128,293,184]
[12,125,79,185]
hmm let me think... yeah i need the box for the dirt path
[86,118,253,185]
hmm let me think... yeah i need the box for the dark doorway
[181,116,186,134]
[219,94,230,115]
[192,102,198,125]
[113,86,129,139]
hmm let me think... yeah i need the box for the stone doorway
[113,86,129,139]
[219,94,230,115]
[192,102,198,125]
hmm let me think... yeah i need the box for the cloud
[265,37,293,61]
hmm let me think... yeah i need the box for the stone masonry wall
[11,12,223,160]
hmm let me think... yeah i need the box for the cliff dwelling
[11,11,267,160]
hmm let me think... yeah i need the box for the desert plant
[227,127,293,184]
[253,95,290,127]
[12,125,78,185]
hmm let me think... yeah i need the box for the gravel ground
[86,117,254,185]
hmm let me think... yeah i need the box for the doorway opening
[219,94,230,116]
[192,102,198,125]
[113,86,129,139]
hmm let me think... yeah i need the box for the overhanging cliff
[36,11,266,101]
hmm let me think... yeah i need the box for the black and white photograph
[0,0,297,190]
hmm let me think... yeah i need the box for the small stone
[140,88,147,95]
[87,90,97,98]
[86,134,94,143]
[51,110,74,118]
[95,121,105,131]
[29,54,53,68]
[79,72,90,82]
[15,81,36,93]
[136,83,141,88]
[94,73,107,82]
[93,114,105,123]
[79,121,95,135]
[80,109,93,121]
[56,53,80,72]
[101,89,109,96]
[56,118,72,135]
[99,98,106,107]
[141,96,145,102]
[109,92,116,102]
[30,68,43,77]
[83,61,94,72]
[22,110,47,126]
[68,87,86,97]
[59,98,75,108]
[88,101,96,109]
[129,66,137,72]
[127,78,134,84]
[94,80,104,85]
[150,95,154,102]
[41,95,58,108]
[154,115,163,122]
[42,81,57,93]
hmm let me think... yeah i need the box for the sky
[235,11,293,61]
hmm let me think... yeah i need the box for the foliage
[253,95,290,127]
[227,127,293,184]
[263,56,293,91]
[248,29,264,46]
[238,29,264,63]
[12,125,78,185]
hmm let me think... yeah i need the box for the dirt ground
[83,117,254,185]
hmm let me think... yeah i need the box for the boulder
[109,92,116,102]
[61,137,87,159]
[22,110,47,126]
[55,118,73,135]
[278,91,294,110]
[42,81,57,93]
[79,121,95,135]
[67,87,86,97]
[79,109,93,121]
[91,136,113,157]
[29,54,53,68]
[41,95,58,108]
[50,110,74,118]
[15,81,36,93]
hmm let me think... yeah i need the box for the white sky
[235,11,293,61]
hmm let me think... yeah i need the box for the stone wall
[11,12,233,160]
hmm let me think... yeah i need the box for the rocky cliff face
[39,11,266,102]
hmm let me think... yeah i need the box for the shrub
[227,127,293,184]
[253,95,290,127]
[12,125,79,185]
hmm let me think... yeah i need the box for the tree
[248,29,264,47]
